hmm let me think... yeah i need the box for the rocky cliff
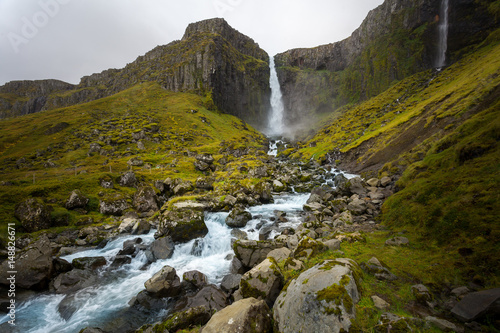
[0,18,271,128]
[275,0,498,127]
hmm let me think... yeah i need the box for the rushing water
[266,57,286,136]
[436,0,449,69]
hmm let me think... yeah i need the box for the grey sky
[0,0,384,86]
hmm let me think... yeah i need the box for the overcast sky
[0,0,384,86]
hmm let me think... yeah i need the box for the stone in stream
[226,206,252,228]
[155,208,208,243]
[150,236,174,260]
[144,265,181,297]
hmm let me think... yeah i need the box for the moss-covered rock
[240,258,283,307]
[15,198,52,232]
[155,208,208,243]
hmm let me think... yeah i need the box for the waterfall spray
[436,0,449,69]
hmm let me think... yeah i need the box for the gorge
[0,0,499,332]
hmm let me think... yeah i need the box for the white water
[436,0,449,68]
[266,57,286,136]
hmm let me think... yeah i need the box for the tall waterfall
[266,57,285,137]
[436,0,449,68]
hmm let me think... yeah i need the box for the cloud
[0,0,384,85]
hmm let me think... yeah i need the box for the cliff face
[275,0,498,126]
[0,18,270,127]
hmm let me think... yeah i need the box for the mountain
[0,18,271,128]
[275,0,498,128]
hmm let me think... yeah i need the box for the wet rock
[129,290,168,311]
[226,207,252,228]
[451,287,500,322]
[182,270,208,290]
[385,236,410,246]
[133,186,159,213]
[150,236,175,260]
[230,256,246,274]
[230,228,248,241]
[15,198,52,232]
[53,258,73,275]
[131,219,151,235]
[78,327,105,333]
[119,171,137,187]
[202,297,272,333]
[72,257,107,270]
[0,235,54,289]
[240,258,283,307]
[110,255,131,268]
[144,265,181,297]
[273,258,361,333]
[221,274,242,294]
[118,218,137,233]
[65,190,89,210]
[155,208,208,243]
[233,239,284,269]
[51,269,98,294]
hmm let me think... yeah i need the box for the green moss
[316,274,354,314]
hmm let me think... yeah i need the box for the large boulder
[240,258,283,307]
[251,181,273,203]
[233,239,284,269]
[226,207,252,228]
[139,306,211,333]
[451,288,500,322]
[292,237,327,261]
[144,265,181,297]
[202,297,272,333]
[273,259,361,333]
[133,186,159,213]
[99,194,129,216]
[119,171,137,187]
[15,198,52,232]
[72,257,107,270]
[155,208,208,243]
[150,236,175,260]
[51,269,98,294]
[178,285,228,313]
[65,190,89,210]
[0,235,54,289]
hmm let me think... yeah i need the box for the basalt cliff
[275,0,498,127]
[0,18,270,128]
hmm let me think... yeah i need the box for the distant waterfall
[266,57,285,137]
[436,0,449,68]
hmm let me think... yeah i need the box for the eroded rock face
[202,297,272,333]
[273,259,361,333]
[15,198,52,232]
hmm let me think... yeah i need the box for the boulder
[118,218,137,233]
[361,257,397,281]
[385,236,410,247]
[292,237,327,261]
[65,190,89,210]
[131,219,151,235]
[324,239,341,251]
[133,186,159,213]
[273,259,361,333]
[372,295,390,310]
[155,208,208,243]
[240,258,283,307]
[366,178,380,187]
[226,207,252,228]
[425,316,464,332]
[451,287,500,322]
[0,235,54,289]
[347,198,367,215]
[179,284,227,313]
[51,269,98,294]
[143,306,211,333]
[150,236,175,260]
[230,229,248,240]
[196,153,214,165]
[380,176,392,187]
[266,247,291,263]
[273,179,286,192]
[233,239,284,269]
[15,198,52,232]
[202,297,272,333]
[110,255,131,268]
[72,257,107,270]
[183,270,208,290]
[99,194,129,216]
[221,274,242,294]
[119,171,137,187]
[172,180,193,196]
[144,265,181,297]
[251,181,273,203]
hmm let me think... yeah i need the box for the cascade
[266,57,285,137]
[436,0,450,69]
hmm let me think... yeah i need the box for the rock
[385,236,409,246]
[131,220,151,235]
[172,200,206,211]
[119,171,137,187]
[323,239,341,251]
[53,258,73,275]
[252,181,273,203]
[183,270,208,290]
[156,208,208,243]
[172,180,193,196]
[65,190,89,210]
[194,159,210,171]
[195,177,214,190]
[145,306,211,333]
[110,255,131,268]
[292,237,327,261]
[266,247,291,263]
[380,176,392,187]
[202,297,272,333]
[240,258,283,307]
[226,207,252,228]
[372,295,390,310]
[99,194,129,216]
[233,239,284,269]
[150,236,175,260]
[221,274,242,294]
[223,194,237,207]
[347,198,367,215]
[230,229,248,240]
[15,198,52,232]
[303,202,325,212]
[230,256,246,274]
[129,290,168,311]
[127,157,143,166]
[366,178,380,187]
[425,316,463,332]
[133,186,159,213]
[72,257,107,270]
[451,286,470,299]
[78,328,105,333]
[51,269,98,294]
[180,285,227,313]
[99,176,114,189]
[361,257,398,281]
[412,284,433,304]
[118,218,137,233]
[451,287,500,322]
[273,179,286,192]
[144,265,181,297]
[0,235,54,289]
[196,153,214,165]
[377,312,413,332]
[273,259,361,333]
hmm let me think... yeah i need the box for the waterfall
[436,0,449,69]
[266,57,285,137]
